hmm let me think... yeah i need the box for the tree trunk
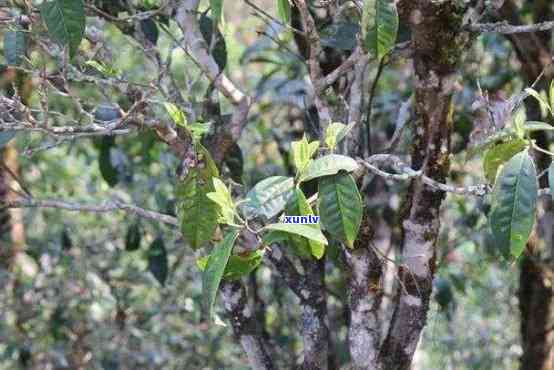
[376,2,467,369]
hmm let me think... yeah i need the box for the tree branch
[469,20,554,34]
[2,197,178,227]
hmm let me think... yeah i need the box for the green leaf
[299,154,359,183]
[264,223,328,246]
[0,131,16,149]
[202,230,239,321]
[523,121,554,132]
[490,151,537,259]
[97,137,119,187]
[483,139,527,184]
[210,0,224,25]
[361,0,399,59]
[40,0,86,57]
[84,60,119,77]
[4,28,26,66]
[148,237,168,286]
[324,122,348,151]
[207,178,236,225]
[318,173,363,249]
[525,88,552,115]
[241,176,295,219]
[277,0,291,23]
[164,102,187,127]
[176,172,219,249]
[548,162,554,201]
[197,249,265,281]
[125,223,141,251]
[262,230,290,245]
[291,136,319,175]
[466,129,517,160]
[176,145,220,249]
[285,189,325,259]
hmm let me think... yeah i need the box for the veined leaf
[361,0,399,59]
[490,151,537,259]
[285,189,325,259]
[318,173,362,249]
[277,0,291,23]
[4,28,26,66]
[241,176,295,219]
[291,136,319,175]
[197,248,264,281]
[148,237,168,286]
[483,139,527,184]
[202,230,239,321]
[176,145,220,249]
[264,223,328,246]
[40,0,86,57]
[299,154,359,183]
[207,178,236,225]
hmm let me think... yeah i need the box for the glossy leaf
[264,223,328,246]
[483,139,526,184]
[202,230,239,321]
[40,0,86,57]
[318,173,362,249]
[148,237,168,286]
[361,0,399,59]
[299,154,359,183]
[4,28,26,66]
[490,151,537,259]
[241,176,295,219]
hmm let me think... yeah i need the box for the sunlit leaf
[291,136,319,175]
[241,176,295,219]
[483,139,527,184]
[207,178,236,225]
[264,223,328,246]
[299,154,359,183]
[276,0,291,24]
